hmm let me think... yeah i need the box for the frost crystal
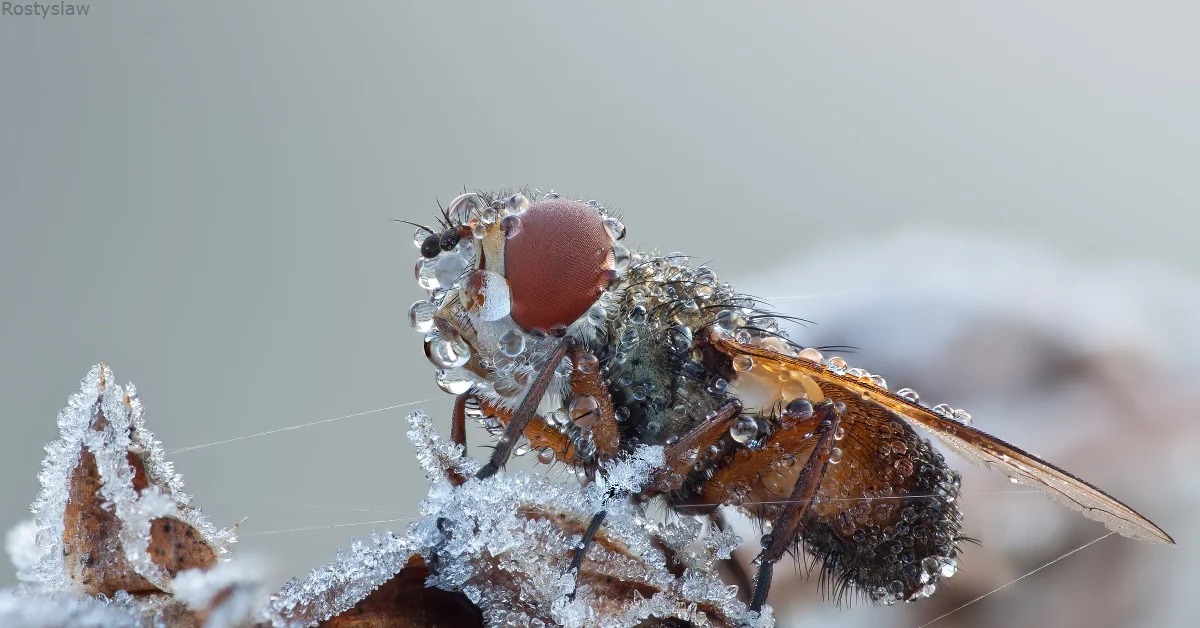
[271,410,773,628]
[24,363,237,594]
[0,589,140,628]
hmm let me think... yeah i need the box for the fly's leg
[749,399,843,613]
[451,392,471,448]
[654,399,743,488]
[566,510,607,600]
[475,336,577,481]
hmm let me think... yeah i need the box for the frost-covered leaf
[24,363,237,595]
[269,411,772,628]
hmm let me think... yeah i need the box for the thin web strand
[167,398,438,454]
[242,518,419,537]
[916,532,1115,628]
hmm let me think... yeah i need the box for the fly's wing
[711,333,1175,545]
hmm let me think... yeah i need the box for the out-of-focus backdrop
[1,3,1195,626]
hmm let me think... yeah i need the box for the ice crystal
[269,410,772,628]
[0,589,140,628]
[23,363,237,594]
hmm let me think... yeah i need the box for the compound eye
[504,199,616,332]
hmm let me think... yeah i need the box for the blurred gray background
[1,2,1196,626]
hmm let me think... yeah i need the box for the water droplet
[714,309,745,333]
[435,369,474,394]
[829,447,844,464]
[434,252,469,288]
[569,395,601,429]
[413,228,433,249]
[611,243,631,272]
[408,300,437,333]
[572,432,597,459]
[415,257,441,291]
[480,207,498,225]
[826,356,848,374]
[951,408,973,426]
[506,193,529,213]
[501,214,522,238]
[668,325,693,352]
[425,331,471,368]
[537,447,556,464]
[940,558,958,578]
[514,441,530,456]
[798,347,824,362]
[732,355,754,372]
[869,374,888,389]
[730,416,758,443]
[575,352,599,374]
[896,387,920,403]
[497,329,526,357]
[932,403,954,419]
[762,521,773,534]
[447,193,484,224]
[784,398,814,421]
[894,458,914,477]
[604,216,626,240]
[833,426,846,441]
[493,376,523,398]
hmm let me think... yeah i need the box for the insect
[404,189,1173,612]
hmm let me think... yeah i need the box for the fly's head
[407,191,630,431]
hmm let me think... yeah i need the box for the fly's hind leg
[749,399,843,613]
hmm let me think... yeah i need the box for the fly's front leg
[749,399,843,613]
[475,336,576,481]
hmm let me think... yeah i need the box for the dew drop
[537,447,556,464]
[894,458,914,477]
[435,368,474,394]
[604,216,626,240]
[447,193,484,224]
[798,347,824,362]
[896,387,920,403]
[833,426,846,441]
[415,258,441,291]
[784,398,814,421]
[497,329,526,357]
[575,352,599,374]
[714,309,745,333]
[501,214,522,238]
[611,243,631,272]
[951,408,973,426]
[426,332,471,369]
[829,447,844,465]
[408,300,437,333]
[434,253,469,288]
[826,356,848,374]
[569,395,601,429]
[730,416,758,443]
[732,355,754,372]
[506,193,529,213]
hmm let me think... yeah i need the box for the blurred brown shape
[320,555,481,628]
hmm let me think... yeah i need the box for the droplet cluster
[406,190,634,464]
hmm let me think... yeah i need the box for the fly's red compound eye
[503,198,616,332]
